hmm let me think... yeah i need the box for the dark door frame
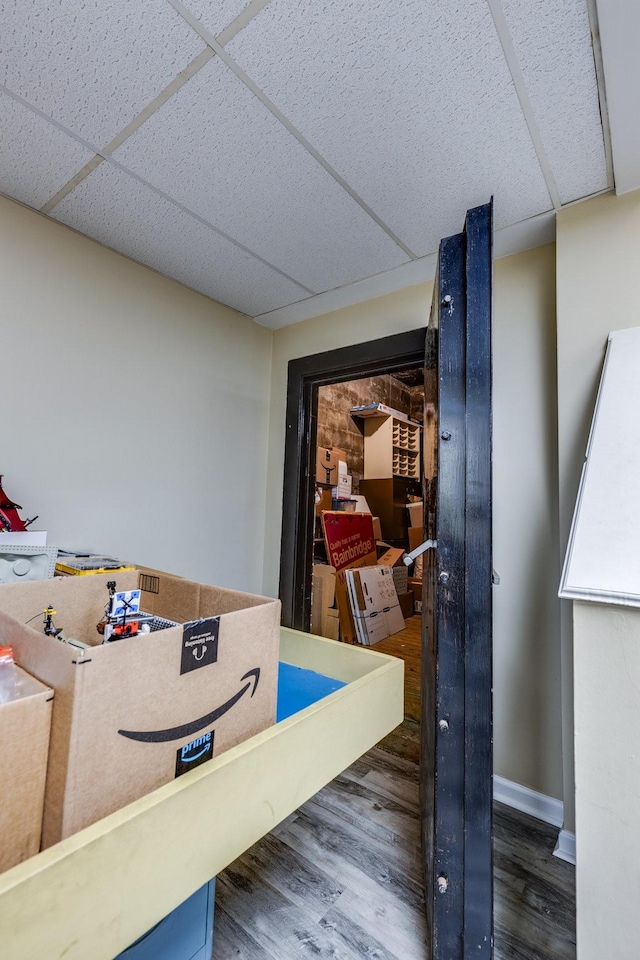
[423,201,493,958]
[279,200,493,960]
[279,328,427,631]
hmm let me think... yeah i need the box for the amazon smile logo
[117,667,261,744]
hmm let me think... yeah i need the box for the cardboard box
[372,517,382,541]
[310,565,339,642]
[0,666,53,871]
[408,526,425,552]
[376,545,405,568]
[0,571,280,847]
[323,608,340,642]
[314,484,332,517]
[391,566,408,597]
[398,590,415,620]
[346,566,405,645]
[375,545,408,595]
[321,512,377,645]
[408,577,423,614]
[407,502,423,528]
[316,447,346,485]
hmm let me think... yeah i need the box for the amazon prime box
[0,571,280,848]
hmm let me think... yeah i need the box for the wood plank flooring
[211,722,575,960]
[372,614,422,722]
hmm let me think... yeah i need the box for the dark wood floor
[373,614,422,723]
[212,722,575,960]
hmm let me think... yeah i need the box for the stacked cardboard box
[332,460,353,501]
[321,513,408,645]
[0,666,53,871]
[346,565,404,645]
[316,446,346,487]
[314,484,332,517]
[310,564,340,641]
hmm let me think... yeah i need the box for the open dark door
[422,201,493,958]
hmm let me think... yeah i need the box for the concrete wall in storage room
[317,375,418,493]
[266,243,563,805]
[0,196,272,594]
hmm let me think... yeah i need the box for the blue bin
[115,879,215,960]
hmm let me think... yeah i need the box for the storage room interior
[309,371,427,723]
[3,1,640,958]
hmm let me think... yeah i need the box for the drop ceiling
[0,0,617,326]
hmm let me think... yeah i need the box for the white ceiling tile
[112,56,409,292]
[227,0,554,255]
[0,92,94,208]
[501,0,608,204]
[0,0,204,148]
[51,162,308,316]
[181,0,256,37]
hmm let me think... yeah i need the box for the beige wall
[1,189,568,802]
[557,189,640,834]
[493,244,562,799]
[0,196,272,593]
[266,244,563,800]
[557,188,640,952]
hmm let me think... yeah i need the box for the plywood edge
[279,626,402,681]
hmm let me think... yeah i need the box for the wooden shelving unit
[363,415,422,480]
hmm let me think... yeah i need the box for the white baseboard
[493,775,576,866]
[493,774,564,828]
[553,829,577,865]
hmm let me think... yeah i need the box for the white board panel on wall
[560,326,640,606]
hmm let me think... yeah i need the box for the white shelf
[364,415,422,479]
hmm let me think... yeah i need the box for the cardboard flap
[376,546,405,568]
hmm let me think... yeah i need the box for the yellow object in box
[55,555,136,576]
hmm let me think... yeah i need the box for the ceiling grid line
[486,0,562,211]
[585,0,615,191]
[0,83,316,295]
[166,0,420,261]
[0,0,616,320]
[40,47,216,214]
[38,0,273,215]
[253,206,558,327]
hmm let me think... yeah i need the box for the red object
[0,476,28,533]
[111,621,140,638]
[321,511,376,572]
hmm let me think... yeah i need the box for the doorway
[279,328,426,634]
[310,369,426,722]
[279,202,494,959]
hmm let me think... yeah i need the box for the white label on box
[332,474,353,500]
